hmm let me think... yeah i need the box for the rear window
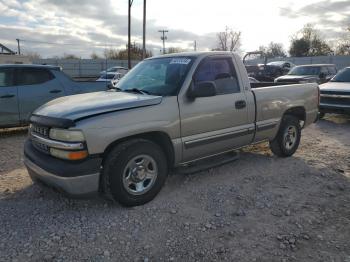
[16,68,54,86]
[0,68,14,87]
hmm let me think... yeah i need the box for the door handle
[0,94,15,98]
[235,100,246,109]
[50,89,62,94]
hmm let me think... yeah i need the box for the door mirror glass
[188,81,217,98]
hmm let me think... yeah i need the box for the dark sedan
[274,64,337,84]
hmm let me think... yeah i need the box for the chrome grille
[30,124,50,154]
[31,124,49,137]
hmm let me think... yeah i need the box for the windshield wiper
[124,88,150,95]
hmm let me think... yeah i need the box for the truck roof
[147,51,236,60]
[0,64,61,70]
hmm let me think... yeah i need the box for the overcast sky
[0,0,349,58]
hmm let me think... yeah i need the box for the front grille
[31,124,49,137]
[30,124,50,154]
[321,96,350,106]
[32,140,50,154]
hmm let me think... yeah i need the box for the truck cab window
[194,58,240,94]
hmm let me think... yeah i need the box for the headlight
[50,148,88,160]
[49,128,85,142]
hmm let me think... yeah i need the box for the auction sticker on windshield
[170,58,191,65]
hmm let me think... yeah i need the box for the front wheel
[102,139,168,206]
[269,115,301,157]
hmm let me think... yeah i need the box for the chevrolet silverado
[24,52,319,206]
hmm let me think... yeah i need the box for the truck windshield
[331,68,350,82]
[288,66,320,76]
[116,57,195,96]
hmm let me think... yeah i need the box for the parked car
[246,64,285,82]
[0,64,108,128]
[274,64,337,84]
[319,67,350,117]
[248,77,260,83]
[24,51,319,206]
[100,66,128,77]
[267,61,295,73]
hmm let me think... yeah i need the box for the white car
[100,66,128,77]
[96,72,117,83]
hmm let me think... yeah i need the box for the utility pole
[142,0,146,60]
[128,0,134,69]
[16,38,21,55]
[194,40,197,51]
[158,30,168,54]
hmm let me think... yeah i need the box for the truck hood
[33,90,163,120]
[276,75,318,82]
[320,81,350,92]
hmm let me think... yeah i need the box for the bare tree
[259,42,286,58]
[215,26,241,52]
[335,27,350,55]
[25,51,41,60]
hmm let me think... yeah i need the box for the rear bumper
[24,139,102,197]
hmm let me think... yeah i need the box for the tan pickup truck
[24,51,319,206]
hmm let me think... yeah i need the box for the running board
[174,151,239,175]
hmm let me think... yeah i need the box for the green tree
[289,24,332,57]
[259,42,286,58]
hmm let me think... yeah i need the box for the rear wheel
[269,115,301,157]
[102,139,168,206]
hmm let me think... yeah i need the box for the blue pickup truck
[0,64,108,128]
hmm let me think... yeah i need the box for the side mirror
[188,81,217,98]
[107,83,114,89]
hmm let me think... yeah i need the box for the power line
[158,30,168,54]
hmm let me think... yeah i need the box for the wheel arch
[101,131,175,170]
[283,106,306,123]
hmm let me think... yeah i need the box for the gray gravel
[0,115,349,262]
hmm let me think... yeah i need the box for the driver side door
[179,56,253,162]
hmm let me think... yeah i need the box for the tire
[102,139,168,207]
[269,115,301,157]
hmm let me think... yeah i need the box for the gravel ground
[0,115,349,262]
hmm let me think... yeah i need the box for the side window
[320,67,328,75]
[0,68,14,87]
[16,68,54,86]
[194,57,240,94]
[327,66,336,75]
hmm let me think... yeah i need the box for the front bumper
[320,103,350,115]
[24,140,102,197]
